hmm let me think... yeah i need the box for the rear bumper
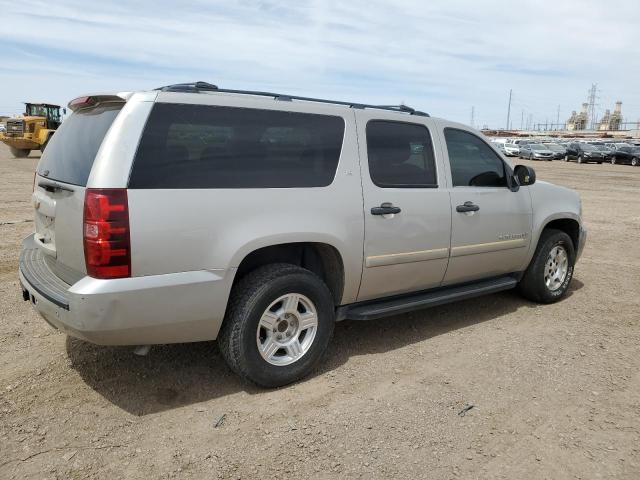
[19,235,234,345]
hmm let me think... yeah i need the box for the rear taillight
[83,188,131,279]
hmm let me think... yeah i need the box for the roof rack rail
[154,81,429,117]
[156,81,219,92]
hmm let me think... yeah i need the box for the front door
[356,112,452,302]
[439,127,532,285]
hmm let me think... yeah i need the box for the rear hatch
[33,101,124,284]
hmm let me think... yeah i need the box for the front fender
[521,181,582,269]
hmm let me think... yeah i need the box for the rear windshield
[37,104,122,186]
[128,103,345,189]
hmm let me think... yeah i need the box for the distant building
[598,101,623,131]
[566,103,588,130]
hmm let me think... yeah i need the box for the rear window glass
[37,104,122,186]
[129,103,345,189]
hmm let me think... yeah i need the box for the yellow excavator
[0,103,65,157]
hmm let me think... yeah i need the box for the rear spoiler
[67,93,132,112]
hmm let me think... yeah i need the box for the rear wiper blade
[37,178,75,193]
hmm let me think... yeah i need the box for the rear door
[355,111,452,302]
[33,102,124,284]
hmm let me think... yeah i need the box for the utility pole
[587,83,599,130]
[556,105,560,131]
[470,106,475,128]
[506,89,512,130]
[521,110,524,130]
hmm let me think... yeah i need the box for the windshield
[27,105,48,117]
[37,104,122,186]
[530,144,546,150]
[581,144,596,151]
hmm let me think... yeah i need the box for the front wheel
[577,155,584,164]
[611,156,617,165]
[9,147,30,158]
[564,155,569,162]
[218,263,335,387]
[518,229,575,304]
[632,157,639,167]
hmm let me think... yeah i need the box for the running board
[339,276,518,321]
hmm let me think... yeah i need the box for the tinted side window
[366,121,437,188]
[129,104,345,188]
[444,128,507,187]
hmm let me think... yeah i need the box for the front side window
[366,120,437,188]
[444,128,507,187]
[129,104,345,189]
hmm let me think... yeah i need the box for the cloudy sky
[2,0,640,128]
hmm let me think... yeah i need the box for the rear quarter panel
[126,94,365,304]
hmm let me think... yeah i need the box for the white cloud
[1,0,639,127]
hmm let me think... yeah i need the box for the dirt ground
[0,142,639,480]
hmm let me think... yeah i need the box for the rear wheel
[9,147,30,158]
[218,263,335,387]
[632,157,639,167]
[611,156,617,165]
[518,229,575,304]
[564,154,569,162]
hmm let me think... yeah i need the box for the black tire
[518,229,575,304]
[632,157,639,167]
[218,263,335,388]
[577,155,583,164]
[564,154,569,162]
[611,157,616,165]
[9,147,30,158]
[597,161,603,165]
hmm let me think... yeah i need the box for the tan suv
[20,82,586,387]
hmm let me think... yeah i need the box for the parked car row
[492,137,640,166]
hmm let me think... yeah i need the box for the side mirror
[63,108,67,115]
[514,165,536,186]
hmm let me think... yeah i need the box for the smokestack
[614,101,622,114]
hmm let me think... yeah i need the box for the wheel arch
[540,217,580,252]
[232,241,346,306]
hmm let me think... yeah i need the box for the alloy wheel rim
[544,245,569,291]
[256,293,318,366]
